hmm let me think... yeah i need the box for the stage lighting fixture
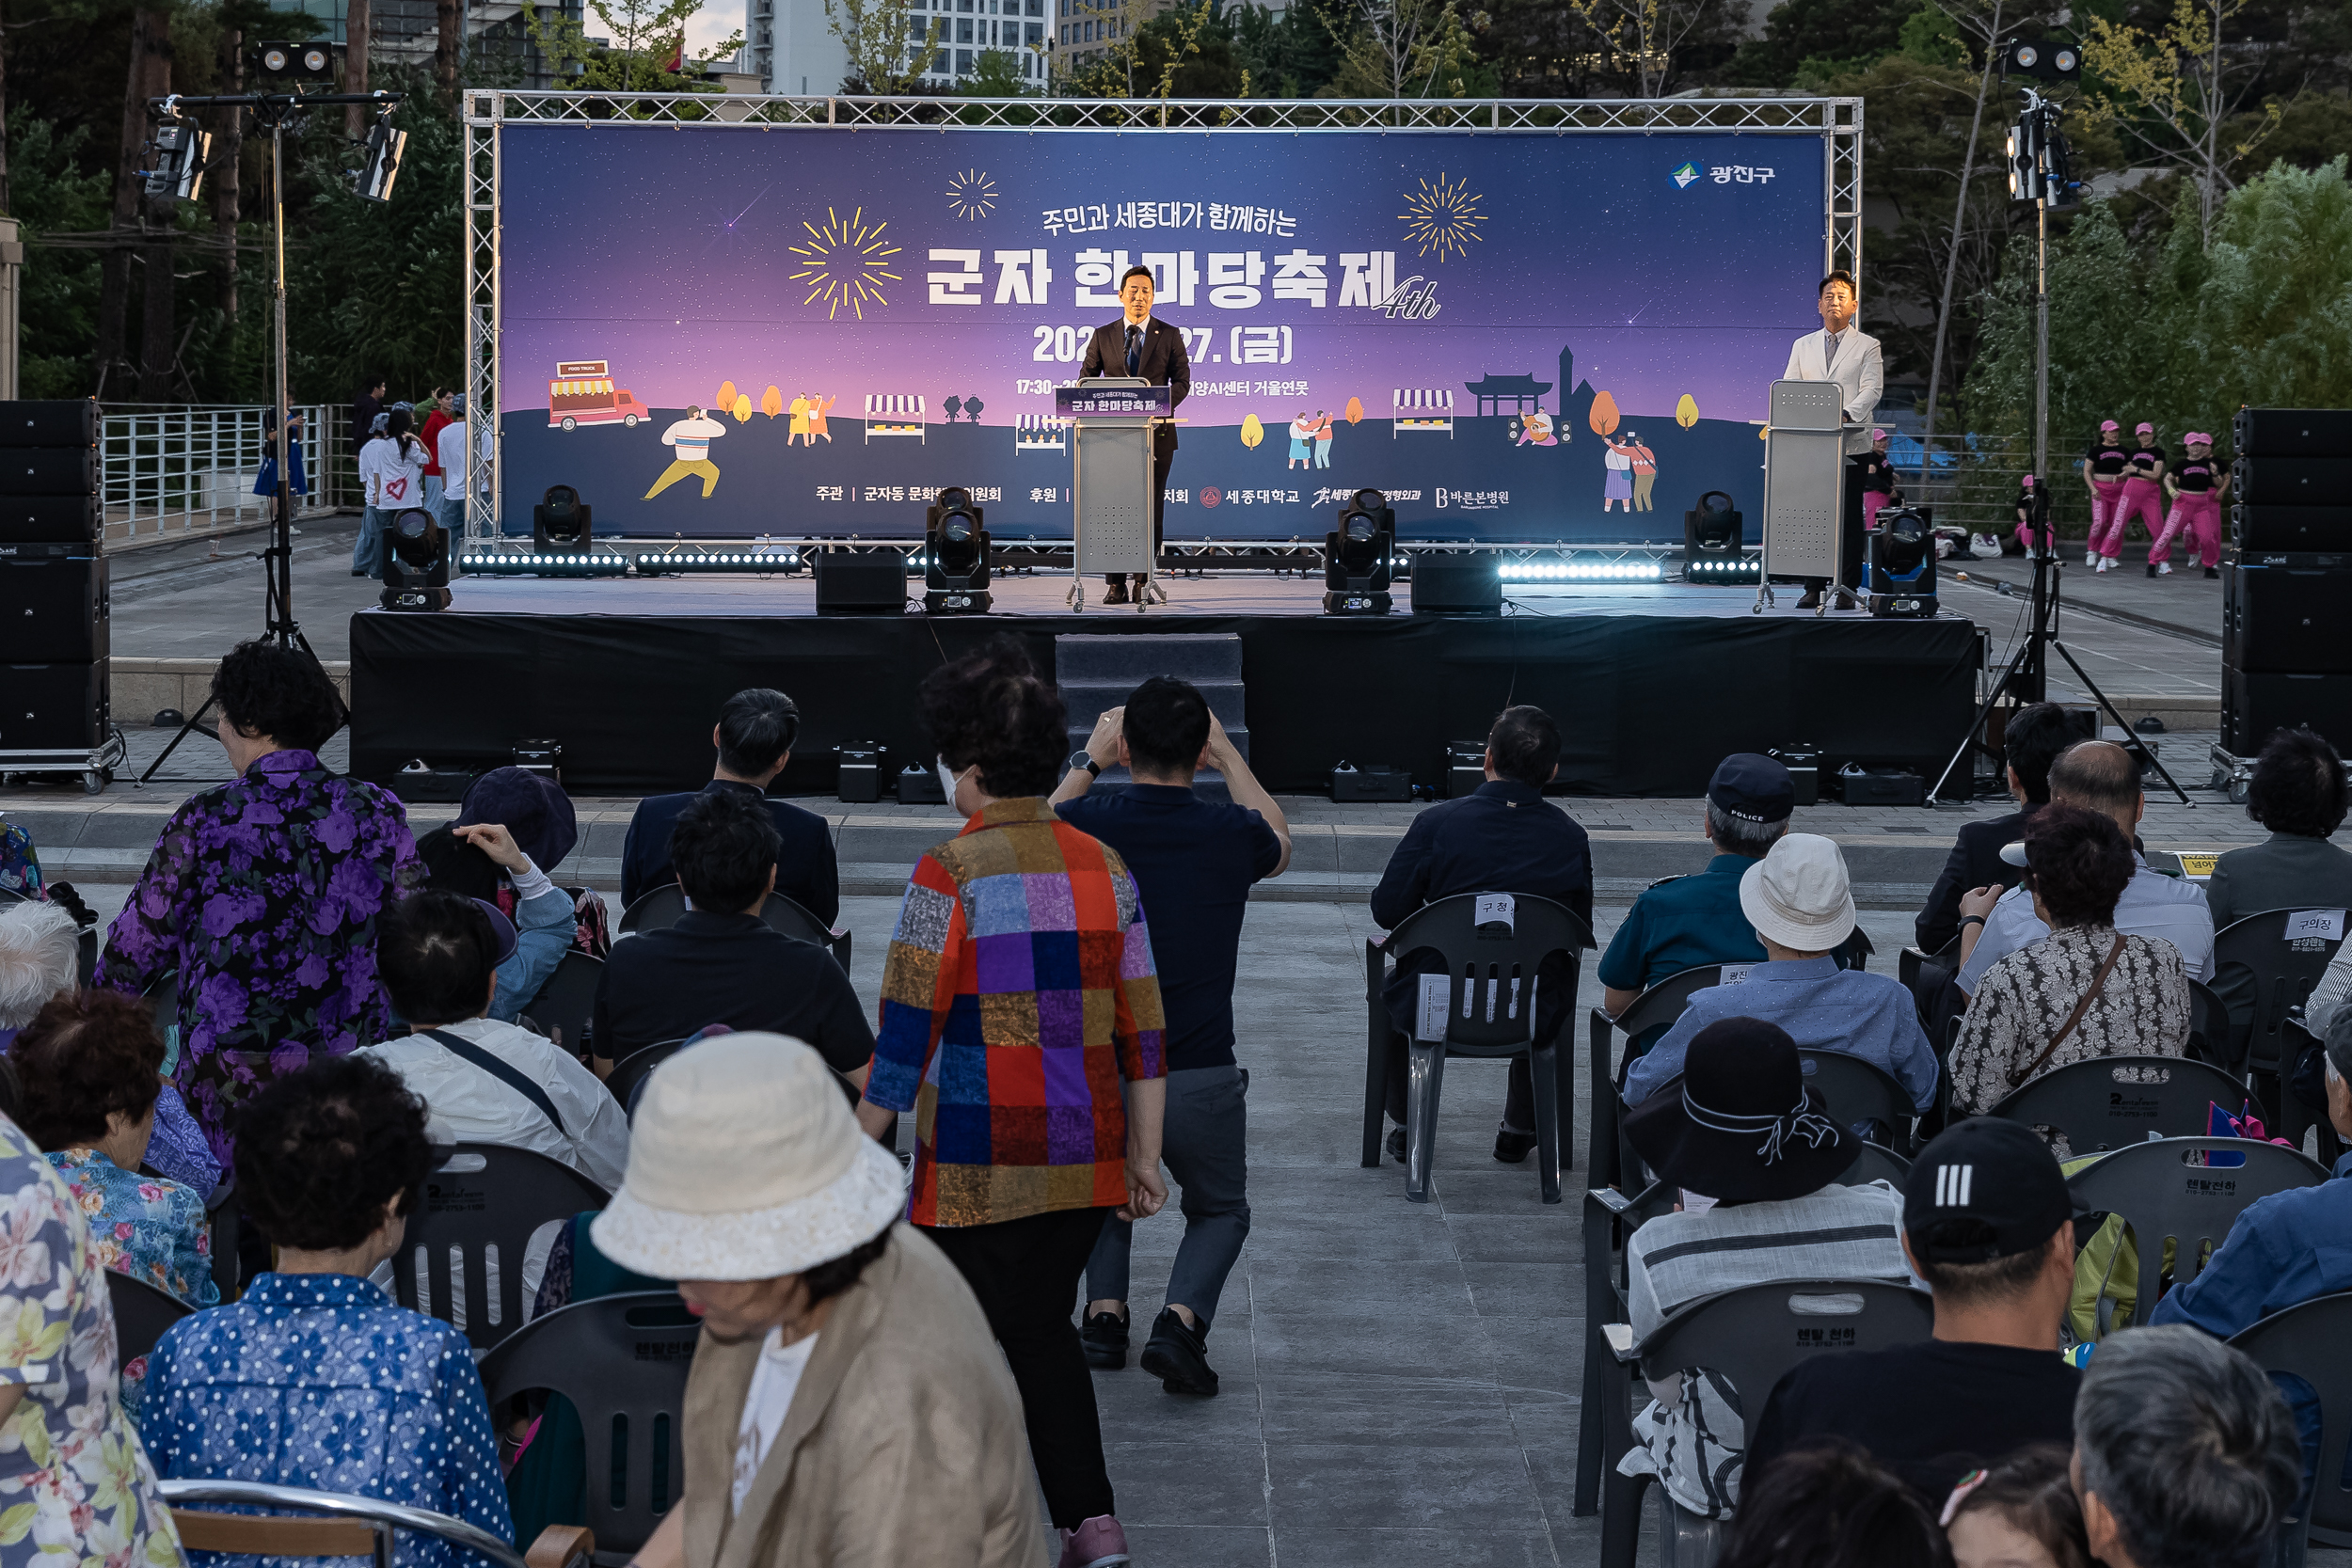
[256,40,337,81]
[1866,505,1939,618]
[2001,37,2079,80]
[1324,487,1395,614]
[379,506,450,610]
[1681,490,1754,582]
[532,485,592,551]
[924,485,993,614]
[142,115,212,202]
[1495,558,1665,583]
[631,549,803,576]
[355,117,406,204]
[457,551,629,578]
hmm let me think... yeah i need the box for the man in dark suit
[1369,705,1594,1164]
[1079,264,1190,605]
[1915,700,2074,954]
[619,687,840,925]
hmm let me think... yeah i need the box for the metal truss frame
[460,90,1863,543]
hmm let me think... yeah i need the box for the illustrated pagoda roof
[1463,373,1554,396]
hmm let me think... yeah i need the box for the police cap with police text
[1707,753,1795,825]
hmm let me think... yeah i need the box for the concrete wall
[111,657,352,725]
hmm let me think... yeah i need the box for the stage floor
[432,569,1921,622]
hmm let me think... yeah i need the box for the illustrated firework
[788,208,903,321]
[1398,173,1486,263]
[946,168,998,221]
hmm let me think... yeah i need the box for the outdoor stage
[348,574,1980,799]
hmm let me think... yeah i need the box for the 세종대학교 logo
[1671,162,1702,189]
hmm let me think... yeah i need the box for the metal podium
[1755,378,1848,615]
[1061,378,1170,611]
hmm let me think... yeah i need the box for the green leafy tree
[2080,0,2282,244]
[2165,156,2352,414]
[1728,0,1918,84]
[523,0,742,89]
[1328,0,1492,98]
[966,45,1030,92]
[826,0,943,93]
[9,111,107,396]
[1231,0,1343,96]
[1135,1,1246,97]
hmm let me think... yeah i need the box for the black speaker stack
[2222,408,2352,755]
[0,400,113,772]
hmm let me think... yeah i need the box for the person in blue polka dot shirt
[139,1054,513,1568]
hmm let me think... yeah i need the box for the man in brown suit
[592,1032,1048,1568]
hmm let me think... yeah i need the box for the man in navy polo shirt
[1370,705,1594,1166]
[1053,676,1290,1396]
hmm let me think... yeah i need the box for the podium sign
[1761,379,1845,586]
[1068,376,1163,599]
[1056,386,1173,420]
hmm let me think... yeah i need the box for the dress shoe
[1079,1309,1128,1370]
[1794,588,1822,610]
[1103,579,1131,605]
[1057,1515,1132,1568]
[1385,1125,1407,1164]
[2204,566,2219,578]
[1138,1307,1218,1396]
[1494,1126,1538,1164]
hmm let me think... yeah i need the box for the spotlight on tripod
[532,485,592,551]
[923,486,992,614]
[142,109,211,201]
[1865,505,1937,618]
[1324,487,1394,614]
[355,114,406,203]
[380,507,451,611]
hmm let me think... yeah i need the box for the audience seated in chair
[140,1053,516,1564]
[1616,1018,1914,1520]
[1625,833,1938,1113]
[1597,752,1790,1061]
[416,766,588,1026]
[1051,675,1290,1395]
[1955,740,2213,998]
[1369,705,1592,1165]
[0,900,76,1053]
[9,990,218,1310]
[2205,726,2352,930]
[2070,1325,2298,1568]
[1941,1446,2093,1568]
[590,1033,1049,1568]
[1745,1117,2083,1498]
[94,640,422,1168]
[594,790,875,1075]
[1916,701,2075,957]
[619,687,839,922]
[1716,1443,1955,1568]
[1949,806,2189,1141]
[368,889,630,1192]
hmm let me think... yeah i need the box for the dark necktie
[1125,325,1142,376]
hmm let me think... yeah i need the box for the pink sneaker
[1057,1514,1132,1568]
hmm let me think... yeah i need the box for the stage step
[1056,632,1248,801]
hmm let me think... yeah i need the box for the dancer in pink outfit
[2082,420,2131,570]
[2148,432,2230,578]
[2111,420,2169,565]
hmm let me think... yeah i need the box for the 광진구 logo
[1670,162,1702,190]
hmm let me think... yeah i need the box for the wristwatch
[1068,750,1102,779]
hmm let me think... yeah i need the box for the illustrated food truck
[548,361,652,430]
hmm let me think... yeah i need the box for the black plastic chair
[1988,1054,2258,1153]
[616,885,850,972]
[1585,965,1731,1189]
[1837,1139,1913,1188]
[2213,908,2348,1084]
[1798,1050,1926,1155]
[143,970,178,1042]
[2228,1291,2352,1565]
[478,1291,703,1563]
[608,1038,689,1119]
[205,1178,241,1303]
[389,1144,612,1354]
[106,1269,193,1363]
[1361,893,1594,1203]
[1594,1280,1937,1567]
[522,951,603,1057]
[2189,978,2234,1072]
[2070,1136,2328,1328]
[2277,1018,2346,1164]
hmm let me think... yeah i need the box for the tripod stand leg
[2050,641,2195,806]
[140,692,222,785]
[1931,636,2038,803]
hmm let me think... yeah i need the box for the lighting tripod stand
[137,83,403,784]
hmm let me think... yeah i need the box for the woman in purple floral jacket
[96,641,420,1165]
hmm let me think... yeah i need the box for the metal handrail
[157,1480,527,1568]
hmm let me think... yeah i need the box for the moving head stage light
[1324,487,1394,614]
[533,485,591,551]
[924,486,992,614]
[379,507,449,611]
[1866,505,1938,618]
[1683,490,1757,582]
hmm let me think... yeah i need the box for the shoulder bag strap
[420,1029,567,1139]
[2007,935,2129,1088]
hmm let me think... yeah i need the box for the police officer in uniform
[1596,754,1793,1065]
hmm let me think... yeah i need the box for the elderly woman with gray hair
[0,900,78,1052]
[2072,1325,2299,1568]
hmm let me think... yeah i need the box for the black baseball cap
[1902,1117,2085,1264]
[1708,752,1795,825]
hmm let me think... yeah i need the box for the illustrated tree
[2078,0,2283,246]
[825,0,943,93]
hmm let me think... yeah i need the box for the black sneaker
[1385,1125,1406,1164]
[1794,588,1822,610]
[1494,1126,1537,1164]
[2204,566,2219,578]
[1138,1307,1218,1396]
[1080,1309,1129,1370]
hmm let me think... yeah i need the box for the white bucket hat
[1739,832,1858,953]
[591,1032,906,1281]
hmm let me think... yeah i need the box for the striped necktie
[1125,326,1142,376]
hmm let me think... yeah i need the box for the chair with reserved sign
[2068,1135,2328,1328]
[1989,1054,2256,1154]
[1585,965,1733,1191]
[1360,892,1594,1203]
[2213,907,2347,1099]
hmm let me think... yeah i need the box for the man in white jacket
[1782,270,1883,608]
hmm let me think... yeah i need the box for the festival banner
[495,124,1830,542]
